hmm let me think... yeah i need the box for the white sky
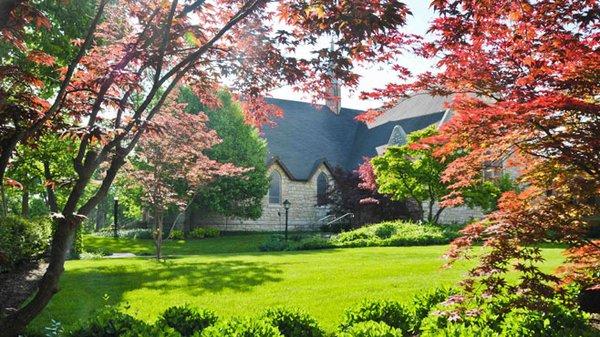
[269,1,437,110]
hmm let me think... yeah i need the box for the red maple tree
[0,1,413,334]
[361,0,600,303]
[128,95,243,259]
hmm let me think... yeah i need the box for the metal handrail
[326,213,354,226]
[317,214,335,223]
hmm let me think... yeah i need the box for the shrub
[420,323,499,337]
[189,227,220,239]
[419,291,595,337]
[261,307,326,337]
[189,228,207,239]
[259,235,333,252]
[374,223,396,239]
[204,227,220,238]
[0,215,51,272]
[158,305,218,336]
[410,287,455,333]
[338,321,403,337]
[340,300,411,333]
[320,221,353,233]
[290,236,332,251]
[92,228,153,240]
[259,235,289,252]
[201,318,282,337]
[84,247,112,256]
[332,221,451,248]
[66,307,171,337]
[169,230,185,240]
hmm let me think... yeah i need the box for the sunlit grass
[30,235,565,333]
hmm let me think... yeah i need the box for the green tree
[372,126,448,223]
[373,126,519,223]
[6,134,78,217]
[180,88,269,222]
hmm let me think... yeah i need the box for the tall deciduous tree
[128,96,241,259]
[362,0,600,303]
[1,2,412,333]
[0,0,96,214]
[372,126,448,223]
[180,88,269,222]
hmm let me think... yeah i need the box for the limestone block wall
[194,163,333,231]
[422,201,484,224]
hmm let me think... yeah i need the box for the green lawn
[84,233,272,256]
[30,235,566,332]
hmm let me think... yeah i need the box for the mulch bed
[0,261,47,315]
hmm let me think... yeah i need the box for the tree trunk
[0,184,6,217]
[433,207,446,224]
[155,209,163,260]
[95,197,107,231]
[0,217,76,337]
[0,138,13,216]
[21,186,29,218]
[183,205,191,235]
[427,199,434,223]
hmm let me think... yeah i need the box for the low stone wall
[422,201,484,224]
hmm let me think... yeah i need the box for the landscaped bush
[332,221,455,248]
[83,247,112,257]
[0,215,52,272]
[374,223,397,239]
[410,287,455,333]
[169,230,185,240]
[320,221,353,233]
[41,289,595,337]
[259,221,461,252]
[339,300,411,333]
[66,307,179,337]
[338,321,403,337]
[259,235,289,252]
[157,305,218,337]
[259,235,333,252]
[188,227,221,239]
[261,307,326,337]
[419,291,595,337]
[200,318,282,337]
[92,228,153,240]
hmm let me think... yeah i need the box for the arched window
[268,171,281,204]
[316,172,328,206]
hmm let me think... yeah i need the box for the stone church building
[196,92,483,231]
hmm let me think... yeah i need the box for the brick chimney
[325,38,341,114]
[325,76,341,115]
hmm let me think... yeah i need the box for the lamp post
[283,199,290,241]
[113,196,119,238]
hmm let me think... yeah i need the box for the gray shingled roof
[263,95,450,180]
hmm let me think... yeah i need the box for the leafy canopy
[180,88,269,220]
[372,126,448,223]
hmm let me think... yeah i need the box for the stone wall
[194,163,333,231]
[422,201,484,224]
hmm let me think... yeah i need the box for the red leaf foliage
[366,0,600,298]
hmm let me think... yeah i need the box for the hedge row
[260,221,461,252]
[27,287,595,337]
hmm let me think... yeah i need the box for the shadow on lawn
[63,259,284,309]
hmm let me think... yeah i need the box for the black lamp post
[113,196,119,238]
[283,199,290,241]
